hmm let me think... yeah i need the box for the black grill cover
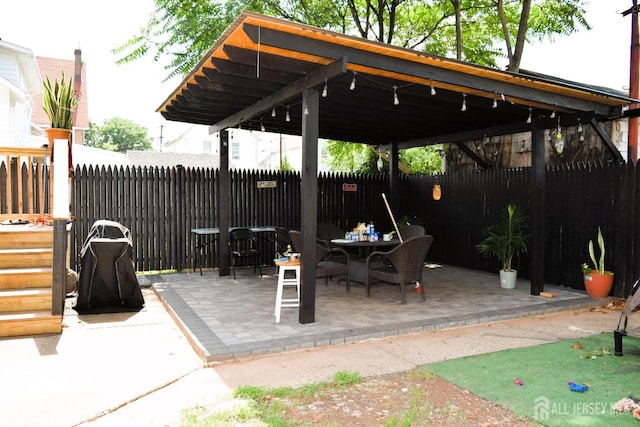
[76,220,144,311]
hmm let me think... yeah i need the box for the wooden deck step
[0,248,53,268]
[0,310,62,337]
[0,226,53,249]
[0,288,52,312]
[0,268,52,289]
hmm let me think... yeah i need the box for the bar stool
[274,260,300,323]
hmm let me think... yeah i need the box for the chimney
[72,49,82,131]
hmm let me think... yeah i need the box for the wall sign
[257,180,277,188]
[342,183,357,192]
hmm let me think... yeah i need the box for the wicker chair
[365,235,434,303]
[289,230,351,290]
[397,224,425,240]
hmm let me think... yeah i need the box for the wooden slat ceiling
[158,11,632,147]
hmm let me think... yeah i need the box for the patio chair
[229,228,262,280]
[397,224,425,241]
[289,230,351,290]
[317,223,345,247]
[364,235,434,304]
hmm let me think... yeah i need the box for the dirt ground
[269,369,535,426]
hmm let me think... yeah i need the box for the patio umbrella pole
[382,193,423,292]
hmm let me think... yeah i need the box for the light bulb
[577,119,583,133]
[322,78,328,97]
[430,81,436,96]
[285,106,290,122]
[461,94,467,112]
[350,72,357,90]
[260,121,265,132]
[304,103,309,115]
[526,108,532,124]
[377,155,383,171]
[393,86,399,105]
[492,97,498,108]
[271,106,276,117]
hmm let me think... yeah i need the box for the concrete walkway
[0,267,632,426]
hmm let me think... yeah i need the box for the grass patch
[425,333,640,426]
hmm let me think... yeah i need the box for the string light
[322,78,328,97]
[285,105,291,122]
[271,106,276,117]
[526,108,532,124]
[350,71,357,90]
[578,118,584,141]
[393,86,399,105]
[461,94,467,111]
[500,93,506,101]
[304,102,309,115]
[492,92,498,109]
[430,80,436,96]
[550,103,557,119]
[260,120,265,132]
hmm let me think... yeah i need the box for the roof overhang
[158,11,633,147]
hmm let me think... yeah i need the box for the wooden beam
[454,142,492,169]
[209,57,347,134]
[300,88,319,324]
[590,118,625,163]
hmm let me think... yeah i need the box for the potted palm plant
[476,203,529,289]
[581,227,614,298]
[42,70,78,169]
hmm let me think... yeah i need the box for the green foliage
[42,70,79,129]
[85,118,152,153]
[324,141,442,174]
[279,155,294,171]
[476,203,529,271]
[114,0,589,80]
[588,227,610,275]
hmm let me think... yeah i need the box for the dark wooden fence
[69,161,639,296]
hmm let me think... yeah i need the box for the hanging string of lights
[252,71,573,135]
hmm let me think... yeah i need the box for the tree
[114,0,589,79]
[324,141,442,174]
[85,118,153,153]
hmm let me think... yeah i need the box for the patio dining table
[330,237,400,259]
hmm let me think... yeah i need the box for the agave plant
[476,203,529,272]
[42,70,79,130]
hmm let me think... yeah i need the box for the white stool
[274,261,300,323]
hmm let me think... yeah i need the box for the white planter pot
[499,269,517,289]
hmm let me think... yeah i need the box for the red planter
[583,270,614,298]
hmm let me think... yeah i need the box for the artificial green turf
[425,333,640,426]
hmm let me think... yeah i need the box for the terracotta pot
[45,128,73,172]
[583,270,614,298]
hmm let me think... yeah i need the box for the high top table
[192,226,277,275]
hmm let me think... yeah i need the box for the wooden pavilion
[158,11,632,324]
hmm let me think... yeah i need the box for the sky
[0,0,634,148]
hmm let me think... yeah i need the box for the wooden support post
[389,142,399,212]
[218,129,230,276]
[52,220,67,315]
[530,118,545,295]
[300,88,319,324]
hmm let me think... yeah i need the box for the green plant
[42,70,79,129]
[586,227,612,275]
[476,203,529,272]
